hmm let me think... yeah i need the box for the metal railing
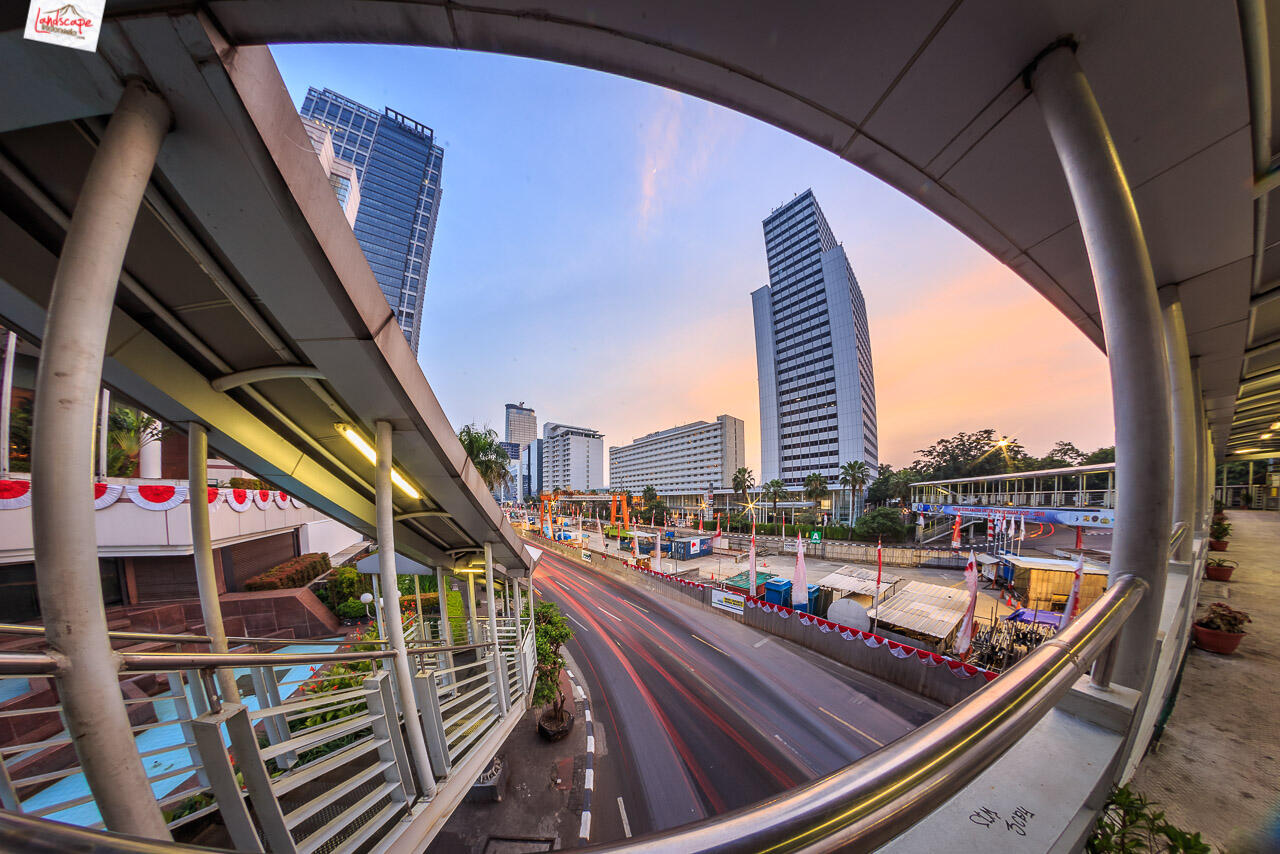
[0,623,534,854]
[584,574,1147,852]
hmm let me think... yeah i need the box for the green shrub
[334,598,365,621]
[852,507,909,542]
[325,563,371,607]
[533,602,573,721]
[242,553,331,591]
[228,476,267,490]
[1087,785,1209,853]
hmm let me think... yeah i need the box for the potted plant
[1208,519,1231,551]
[1204,557,1236,582]
[1241,490,1254,509]
[1192,602,1250,655]
[532,602,576,741]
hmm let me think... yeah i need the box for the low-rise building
[542,423,604,492]
[609,415,745,494]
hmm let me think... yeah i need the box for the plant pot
[1205,563,1234,582]
[1208,540,1229,552]
[537,710,575,742]
[1193,623,1245,655]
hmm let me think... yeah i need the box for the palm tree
[762,479,787,525]
[641,485,658,505]
[839,460,871,524]
[107,406,160,477]
[457,424,512,492]
[803,473,829,515]
[732,466,755,506]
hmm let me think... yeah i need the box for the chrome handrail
[584,574,1147,853]
[0,622,392,646]
[0,809,231,852]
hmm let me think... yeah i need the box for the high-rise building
[495,441,522,502]
[609,415,745,494]
[505,403,537,449]
[541,423,604,492]
[752,189,877,495]
[301,118,362,228]
[298,87,444,354]
[520,439,543,501]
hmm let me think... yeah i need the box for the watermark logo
[25,1,105,53]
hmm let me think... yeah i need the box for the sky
[271,44,1116,473]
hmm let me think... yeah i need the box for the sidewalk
[1129,510,1280,852]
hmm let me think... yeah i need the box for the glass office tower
[752,189,878,493]
[299,87,443,354]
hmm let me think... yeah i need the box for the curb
[563,660,596,843]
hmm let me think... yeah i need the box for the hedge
[243,552,332,591]
[228,476,267,490]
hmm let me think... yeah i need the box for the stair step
[296,781,401,854]
[332,800,406,854]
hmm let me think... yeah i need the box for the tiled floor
[1130,510,1280,853]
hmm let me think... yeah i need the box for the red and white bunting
[273,491,291,510]
[0,479,32,510]
[225,488,254,512]
[93,482,123,510]
[126,483,187,511]
[252,489,274,511]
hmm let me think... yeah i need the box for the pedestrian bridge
[0,0,1267,851]
[911,463,1118,531]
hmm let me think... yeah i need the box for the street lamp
[359,591,374,620]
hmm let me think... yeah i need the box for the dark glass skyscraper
[753,190,878,495]
[299,87,443,354]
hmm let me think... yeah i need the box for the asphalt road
[531,551,942,846]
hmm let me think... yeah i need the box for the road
[531,551,942,845]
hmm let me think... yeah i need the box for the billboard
[711,589,745,615]
[912,503,1115,528]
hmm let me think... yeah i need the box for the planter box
[1193,623,1245,655]
[1205,563,1234,582]
[1208,540,1229,552]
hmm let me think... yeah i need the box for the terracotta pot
[1205,563,1234,582]
[1193,623,1245,655]
[537,710,575,742]
[1208,540,1229,552]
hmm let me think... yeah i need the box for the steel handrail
[0,622,392,646]
[583,574,1147,853]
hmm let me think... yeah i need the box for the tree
[107,406,160,477]
[732,466,755,506]
[1083,446,1115,465]
[457,424,512,491]
[1041,440,1085,468]
[803,472,829,507]
[852,506,909,542]
[890,468,921,506]
[913,429,1030,480]
[866,464,896,506]
[838,460,871,523]
[641,485,658,504]
[761,479,787,525]
[532,602,574,728]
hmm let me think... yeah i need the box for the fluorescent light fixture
[453,565,485,574]
[1235,448,1261,454]
[1272,422,1280,429]
[1263,433,1274,439]
[335,423,421,499]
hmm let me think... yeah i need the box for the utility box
[672,536,712,560]
[761,578,820,612]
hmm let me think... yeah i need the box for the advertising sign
[809,530,822,544]
[911,503,1115,528]
[26,1,104,52]
[581,550,591,563]
[711,588,745,615]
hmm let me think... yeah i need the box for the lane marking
[567,614,591,632]
[584,709,592,723]
[599,607,623,623]
[752,637,771,649]
[691,634,726,655]
[617,797,632,838]
[817,705,884,747]
[584,768,594,790]
[623,600,650,614]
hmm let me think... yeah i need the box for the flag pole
[872,536,883,635]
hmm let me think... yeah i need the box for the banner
[711,588,745,615]
[912,503,1114,528]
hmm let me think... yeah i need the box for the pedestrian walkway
[1130,510,1280,852]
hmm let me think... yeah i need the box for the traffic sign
[810,530,822,544]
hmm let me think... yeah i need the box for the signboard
[581,550,591,563]
[911,503,1115,528]
[711,588,745,615]
[809,530,822,544]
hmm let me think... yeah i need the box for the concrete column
[1190,361,1208,537]
[374,420,436,796]
[188,423,239,702]
[97,388,110,478]
[1032,45,1172,691]
[138,415,162,478]
[1160,291,1197,561]
[30,80,172,839]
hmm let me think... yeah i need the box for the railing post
[484,544,511,714]
[191,704,264,852]
[1031,43,1172,692]
[29,79,172,840]
[374,420,437,797]
[0,329,14,477]
[365,672,416,803]
[188,422,240,702]
[413,672,451,777]
[250,666,295,769]
[225,698,296,854]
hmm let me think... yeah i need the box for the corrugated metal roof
[867,581,968,640]
[817,566,902,595]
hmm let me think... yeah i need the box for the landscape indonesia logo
[26,1,105,52]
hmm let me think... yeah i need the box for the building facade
[298,88,444,354]
[541,423,604,492]
[608,415,745,494]
[520,439,543,501]
[753,189,878,492]
[494,441,522,502]
[505,402,537,448]
[301,118,362,228]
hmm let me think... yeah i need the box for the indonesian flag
[955,550,979,657]
[748,520,758,594]
[651,510,655,526]
[1075,526,1083,550]
[633,532,641,561]
[792,530,808,612]
[950,513,962,550]
[653,527,663,575]
[1019,515,1026,541]
[875,536,883,605]
[1060,552,1085,629]
[713,514,722,548]
[698,514,704,532]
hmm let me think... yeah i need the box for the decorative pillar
[1032,43,1172,691]
[31,80,173,839]
[1160,291,1197,561]
[188,423,238,702]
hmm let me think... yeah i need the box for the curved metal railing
[582,574,1147,853]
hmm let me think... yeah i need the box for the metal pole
[413,574,423,642]
[1032,44,1172,691]
[467,571,479,640]
[436,565,450,642]
[187,423,239,702]
[97,388,110,478]
[513,573,525,635]
[483,543,508,712]
[0,330,14,477]
[30,79,172,839]
[374,420,436,796]
[1160,293,1197,561]
[371,573,386,641]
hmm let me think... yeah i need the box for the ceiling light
[1262,433,1274,439]
[1235,448,1261,454]
[334,423,421,499]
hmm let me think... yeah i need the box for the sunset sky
[272,44,1116,472]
